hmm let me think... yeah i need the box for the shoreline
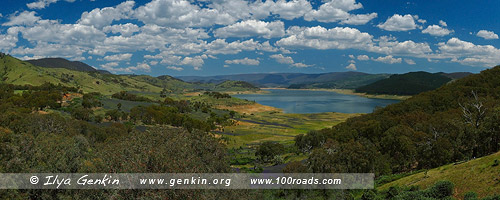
[259,88,411,100]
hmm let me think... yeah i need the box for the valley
[1,0,499,199]
[1,54,499,199]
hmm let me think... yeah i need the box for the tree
[160,88,168,98]
[294,131,326,154]
[71,107,93,122]
[255,141,285,163]
[105,109,121,122]
[380,125,417,172]
[459,90,487,129]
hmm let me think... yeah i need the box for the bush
[426,180,454,199]
[361,190,377,200]
[492,159,499,167]
[464,191,478,200]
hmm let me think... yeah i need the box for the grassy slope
[224,111,360,148]
[0,55,165,95]
[1,55,259,95]
[379,151,500,198]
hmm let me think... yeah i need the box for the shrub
[464,191,478,200]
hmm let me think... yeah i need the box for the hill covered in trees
[355,71,471,95]
[291,66,500,198]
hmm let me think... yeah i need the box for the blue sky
[0,0,499,76]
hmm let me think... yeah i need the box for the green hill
[0,54,258,95]
[355,71,471,95]
[26,57,110,74]
[355,71,452,95]
[379,151,500,198]
[1,55,163,95]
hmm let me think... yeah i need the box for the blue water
[233,89,400,114]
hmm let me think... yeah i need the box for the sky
[0,0,499,76]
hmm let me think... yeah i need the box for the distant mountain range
[0,54,474,97]
[26,58,111,74]
[178,71,473,95]
[178,72,391,89]
[355,71,473,95]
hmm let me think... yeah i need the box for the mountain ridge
[26,57,111,74]
[355,71,472,95]
[178,71,390,89]
[0,54,259,95]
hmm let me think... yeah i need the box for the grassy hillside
[0,55,259,95]
[379,151,500,198]
[355,71,472,95]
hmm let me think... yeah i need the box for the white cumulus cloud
[372,55,402,64]
[78,1,135,29]
[422,25,452,36]
[357,55,369,60]
[103,23,140,37]
[103,53,133,61]
[304,0,377,25]
[100,62,151,73]
[404,58,416,65]
[345,63,357,70]
[476,30,499,40]
[377,14,417,31]
[225,57,260,66]
[437,37,500,67]
[2,11,40,26]
[27,0,76,9]
[270,54,310,68]
[214,20,285,39]
[167,66,183,71]
[277,26,373,50]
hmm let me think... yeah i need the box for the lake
[233,89,400,114]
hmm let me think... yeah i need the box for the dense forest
[355,72,454,95]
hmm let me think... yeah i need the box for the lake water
[233,89,400,114]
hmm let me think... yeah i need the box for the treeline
[69,92,233,133]
[215,80,259,90]
[292,66,500,177]
[204,91,231,99]
[111,91,152,102]
[0,83,250,199]
[0,83,77,111]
